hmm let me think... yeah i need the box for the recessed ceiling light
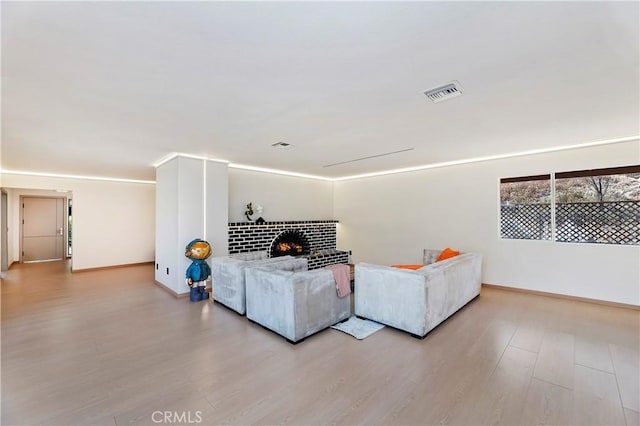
[271,142,293,148]
[229,163,332,181]
[0,169,155,184]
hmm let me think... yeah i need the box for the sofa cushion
[254,258,308,273]
[230,251,269,261]
[436,247,460,262]
[392,264,424,270]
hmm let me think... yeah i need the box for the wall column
[155,156,228,295]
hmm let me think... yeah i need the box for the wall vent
[271,142,292,148]
[423,81,462,103]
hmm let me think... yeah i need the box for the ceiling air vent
[271,142,292,148]
[423,81,462,103]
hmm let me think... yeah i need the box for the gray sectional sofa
[355,249,482,338]
[245,258,351,343]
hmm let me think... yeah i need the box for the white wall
[206,160,229,257]
[0,173,155,270]
[155,160,179,287]
[334,140,640,306]
[155,157,229,295]
[176,157,205,295]
[228,168,334,222]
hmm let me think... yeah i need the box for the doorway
[67,198,73,257]
[21,196,66,262]
[1,190,8,271]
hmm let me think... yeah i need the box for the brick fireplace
[228,220,349,269]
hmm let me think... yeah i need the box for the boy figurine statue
[185,239,212,302]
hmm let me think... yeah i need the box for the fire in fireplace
[270,229,310,257]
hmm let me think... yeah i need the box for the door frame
[1,190,8,272]
[19,196,68,263]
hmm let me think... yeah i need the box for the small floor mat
[331,316,385,339]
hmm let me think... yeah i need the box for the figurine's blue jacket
[186,259,211,282]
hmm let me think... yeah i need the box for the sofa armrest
[246,255,294,266]
[355,263,428,336]
[254,257,308,272]
[211,257,249,313]
[291,270,350,341]
[245,268,296,340]
[419,252,482,333]
[229,251,269,261]
[419,253,482,281]
[423,249,441,265]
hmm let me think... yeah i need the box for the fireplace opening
[270,229,310,258]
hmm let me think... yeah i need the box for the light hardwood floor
[1,261,638,426]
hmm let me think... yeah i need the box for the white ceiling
[2,1,638,181]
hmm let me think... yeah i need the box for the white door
[22,197,65,262]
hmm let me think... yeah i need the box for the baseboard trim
[154,280,189,298]
[72,261,154,273]
[482,283,640,311]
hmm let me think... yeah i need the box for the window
[500,175,551,240]
[500,166,640,245]
[555,166,640,245]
